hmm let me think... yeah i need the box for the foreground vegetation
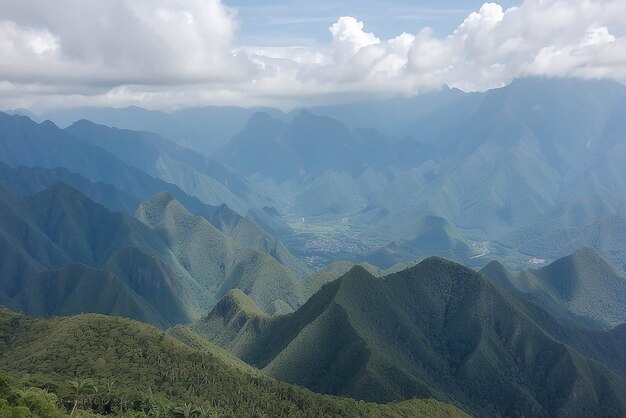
[0,307,468,417]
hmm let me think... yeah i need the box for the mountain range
[192,258,626,418]
[0,181,311,327]
[0,306,468,417]
[481,248,626,330]
[2,77,626,417]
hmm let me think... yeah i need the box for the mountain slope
[194,259,626,418]
[0,112,227,216]
[0,183,198,327]
[0,181,311,326]
[0,307,469,418]
[0,116,309,278]
[364,215,476,268]
[136,192,306,314]
[65,119,269,214]
[219,110,401,183]
[0,161,140,214]
[481,248,626,329]
[37,104,287,155]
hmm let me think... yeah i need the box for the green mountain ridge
[193,258,626,418]
[0,183,198,327]
[0,307,468,417]
[0,182,311,328]
[136,191,307,314]
[481,248,626,329]
[0,158,309,279]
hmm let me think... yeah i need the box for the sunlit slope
[195,259,626,418]
[0,307,469,418]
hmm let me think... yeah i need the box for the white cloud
[0,0,625,110]
[0,0,247,87]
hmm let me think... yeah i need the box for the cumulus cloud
[0,0,625,110]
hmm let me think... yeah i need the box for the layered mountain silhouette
[0,122,307,278]
[194,258,626,418]
[37,104,287,155]
[136,191,306,314]
[363,215,476,268]
[212,78,626,271]
[0,307,469,417]
[0,182,309,327]
[65,119,270,214]
[0,182,196,327]
[219,110,403,183]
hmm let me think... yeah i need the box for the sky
[0,0,625,111]
[230,0,518,46]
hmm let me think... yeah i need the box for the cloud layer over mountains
[1,0,625,109]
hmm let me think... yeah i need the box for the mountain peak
[245,111,279,128]
[39,119,59,129]
[139,191,178,210]
[540,246,617,277]
[151,190,177,205]
[213,289,267,319]
[135,191,182,226]
[479,259,508,276]
[34,181,90,202]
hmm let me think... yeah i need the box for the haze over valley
[1,0,626,417]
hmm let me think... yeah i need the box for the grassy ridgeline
[0,307,469,417]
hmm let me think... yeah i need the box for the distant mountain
[0,161,140,214]
[0,113,307,277]
[215,79,626,268]
[300,86,467,136]
[65,119,271,214]
[194,258,626,418]
[37,105,287,155]
[380,78,626,236]
[363,215,476,268]
[0,307,468,417]
[0,112,220,211]
[219,110,406,183]
[481,248,626,329]
[497,214,626,271]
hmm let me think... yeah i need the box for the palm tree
[196,405,220,418]
[67,378,97,415]
[175,402,200,417]
[102,377,116,394]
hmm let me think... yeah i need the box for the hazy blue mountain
[0,161,140,214]
[219,110,404,183]
[498,214,626,271]
[394,78,626,231]
[194,259,626,418]
[171,105,286,154]
[363,216,476,268]
[214,78,626,271]
[65,119,272,214]
[38,104,286,155]
[481,248,626,329]
[0,112,215,208]
[300,86,467,135]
